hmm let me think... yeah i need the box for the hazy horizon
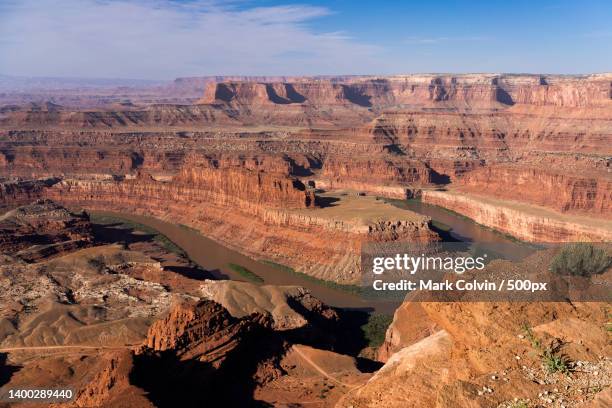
[2,71,612,83]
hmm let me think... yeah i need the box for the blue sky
[0,0,610,79]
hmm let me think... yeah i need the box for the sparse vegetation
[361,313,393,348]
[178,223,201,234]
[508,401,529,408]
[522,323,571,375]
[261,260,363,295]
[549,243,612,276]
[87,255,106,271]
[430,219,452,233]
[541,348,571,375]
[228,263,264,283]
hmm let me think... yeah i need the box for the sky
[0,0,611,80]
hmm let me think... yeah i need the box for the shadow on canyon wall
[384,143,407,155]
[285,155,322,177]
[315,195,341,208]
[265,84,307,104]
[91,222,220,280]
[130,326,283,408]
[429,169,451,185]
[0,353,21,388]
[131,307,383,408]
[286,298,384,372]
[341,85,372,107]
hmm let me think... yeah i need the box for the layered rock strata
[41,174,435,283]
[421,190,612,242]
[199,74,612,109]
[1,73,611,275]
[456,163,612,215]
[0,199,93,260]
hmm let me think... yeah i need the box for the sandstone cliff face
[71,351,154,408]
[145,300,260,362]
[0,178,57,208]
[135,299,285,406]
[0,104,239,128]
[0,145,136,176]
[421,190,612,242]
[199,74,612,109]
[376,301,439,362]
[458,164,612,215]
[320,156,432,191]
[176,166,314,209]
[0,132,306,178]
[366,108,612,159]
[199,80,373,107]
[41,175,435,283]
[504,74,612,107]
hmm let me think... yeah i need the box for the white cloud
[0,0,381,79]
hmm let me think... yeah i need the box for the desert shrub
[522,323,571,375]
[228,263,264,283]
[542,346,571,375]
[361,314,393,348]
[87,255,106,271]
[549,243,612,276]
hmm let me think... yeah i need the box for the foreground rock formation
[0,200,376,407]
[339,299,611,408]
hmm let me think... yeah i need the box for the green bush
[542,347,571,375]
[549,243,612,276]
[522,323,571,375]
[361,314,393,348]
[228,263,264,283]
[87,255,106,271]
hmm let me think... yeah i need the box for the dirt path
[0,344,137,352]
[291,345,357,388]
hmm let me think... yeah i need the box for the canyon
[0,73,611,407]
[1,74,611,282]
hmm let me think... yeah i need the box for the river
[92,199,534,312]
[92,211,387,311]
[388,199,537,260]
